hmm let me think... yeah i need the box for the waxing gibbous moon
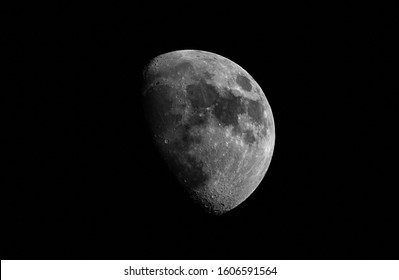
[142,50,275,214]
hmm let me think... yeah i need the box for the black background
[3,3,398,259]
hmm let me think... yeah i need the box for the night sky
[3,3,397,260]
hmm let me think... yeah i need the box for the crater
[236,74,252,91]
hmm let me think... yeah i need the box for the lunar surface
[142,50,275,215]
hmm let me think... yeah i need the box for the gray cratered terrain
[142,50,275,214]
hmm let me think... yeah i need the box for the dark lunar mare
[243,129,257,144]
[246,99,264,126]
[246,99,268,137]
[236,74,252,91]
[186,79,219,109]
[186,81,268,147]
[213,88,246,129]
[211,87,267,145]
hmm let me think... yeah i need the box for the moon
[141,50,275,215]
